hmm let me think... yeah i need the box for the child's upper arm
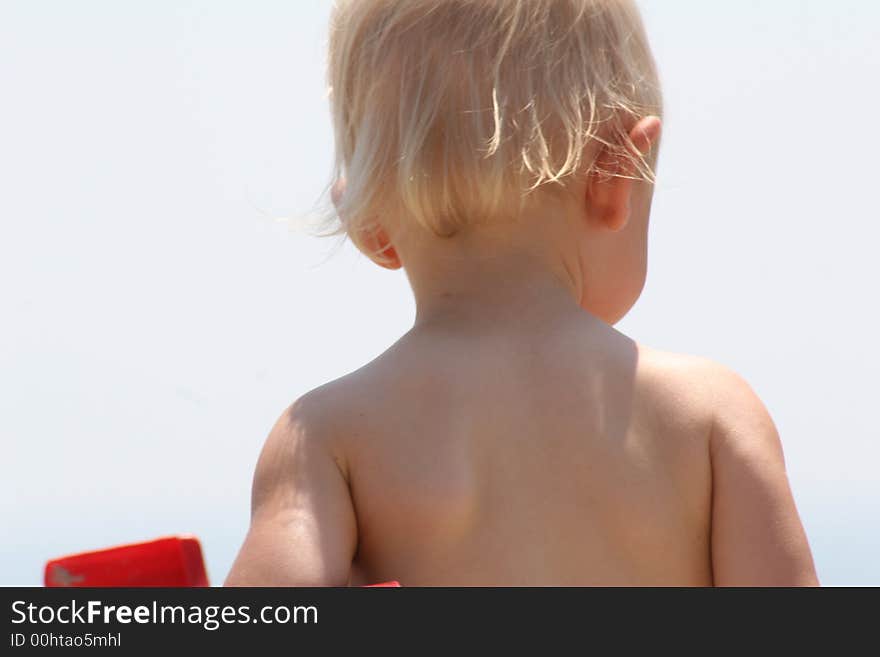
[707,362,818,586]
[224,397,357,586]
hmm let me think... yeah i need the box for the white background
[2,0,877,585]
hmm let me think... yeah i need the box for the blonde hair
[325,0,662,258]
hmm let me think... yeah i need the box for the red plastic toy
[45,536,209,587]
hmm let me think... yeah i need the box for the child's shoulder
[263,355,402,463]
[635,342,780,452]
[636,342,745,395]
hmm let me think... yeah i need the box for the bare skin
[226,117,818,586]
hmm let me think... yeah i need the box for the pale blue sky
[1,1,877,585]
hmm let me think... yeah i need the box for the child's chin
[582,289,640,326]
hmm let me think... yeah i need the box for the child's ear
[333,177,402,270]
[357,225,403,271]
[585,116,662,232]
[331,177,346,209]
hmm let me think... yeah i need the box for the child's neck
[409,248,592,334]
[396,205,612,334]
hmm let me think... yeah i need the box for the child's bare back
[341,327,715,586]
[227,297,816,586]
[226,0,817,586]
